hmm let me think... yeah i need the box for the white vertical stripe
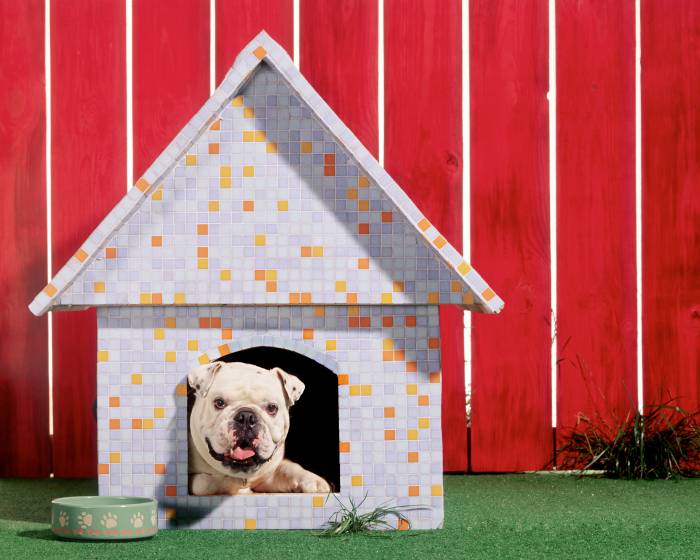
[461,0,472,407]
[548,0,558,428]
[293,0,300,67]
[126,0,133,189]
[210,0,216,93]
[635,0,643,413]
[45,0,53,439]
[378,0,384,166]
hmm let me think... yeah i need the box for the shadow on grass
[16,529,56,541]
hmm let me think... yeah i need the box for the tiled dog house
[30,32,503,530]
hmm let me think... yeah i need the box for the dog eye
[213,398,226,410]
[266,403,278,416]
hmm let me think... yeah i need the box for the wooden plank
[385,0,466,471]
[0,0,51,477]
[470,0,552,472]
[555,1,636,451]
[51,0,126,477]
[642,2,700,412]
[134,0,210,179]
[301,0,378,157]
[216,0,294,85]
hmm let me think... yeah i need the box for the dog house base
[97,305,445,530]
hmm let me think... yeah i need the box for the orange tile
[221,328,233,340]
[109,419,120,430]
[301,292,313,304]
[358,223,369,235]
[428,338,440,349]
[337,374,349,385]
[132,418,142,429]
[152,293,162,304]
[384,407,395,418]
[408,486,420,497]
[429,372,441,384]
[199,317,211,328]
[300,246,312,257]
[74,248,88,262]
[324,153,335,165]
[155,464,167,475]
[346,293,357,304]
[266,281,277,292]
[405,315,416,327]
[105,247,117,259]
[339,441,351,453]
[208,143,219,154]
[98,464,109,475]
[324,165,335,176]
[289,292,300,304]
[408,452,419,463]
[357,258,369,269]
[175,384,188,396]
[406,361,417,372]
[165,485,177,497]
[197,246,208,257]
[211,317,221,328]
[381,211,393,223]
[109,397,120,407]
[384,430,396,441]
[303,328,314,340]
[165,317,176,328]
[197,224,208,235]
[382,316,394,327]
[243,200,255,212]
[418,395,430,406]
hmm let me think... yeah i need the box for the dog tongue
[231,447,255,460]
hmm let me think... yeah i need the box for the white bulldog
[188,361,331,495]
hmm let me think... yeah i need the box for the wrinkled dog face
[189,362,304,477]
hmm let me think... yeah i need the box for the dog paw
[130,512,144,529]
[101,512,118,529]
[298,474,331,494]
[78,511,93,529]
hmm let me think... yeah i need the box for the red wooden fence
[1,0,698,477]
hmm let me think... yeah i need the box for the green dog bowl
[51,496,158,540]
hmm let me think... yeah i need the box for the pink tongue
[231,447,255,460]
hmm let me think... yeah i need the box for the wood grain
[555,0,636,452]
[216,0,294,84]
[301,0,378,157]
[385,0,467,471]
[134,0,210,179]
[0,0,50,477]
[642,1,700,412]
[470,0,552,471]
[51,0,126,477]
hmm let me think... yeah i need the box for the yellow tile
[243,107,255,119]
[418,418,430,429]
[335,280,346,292]
[143,418,154,430]
[43,283,57,297]
[135,177,150,192]
[431,485,443,496]
[244,518,257,530]
[220,165,232,177]
[154,407,165,419]
[349,385,361,396]
[406,384,417,395]
[482,287,495,301]
[325,340,336,351]
[109,452,121,464]
[140,293,152,304]
[243,166,255,177]
[74,248,88,262]
[361,385,372,396]
[381,292,393,304]
[94,281,105,293]
[254,130,266,142]
[165,351,177,363]
[463,292,475,305]
[242,131,255,142]
[358,176,369,188]
[198,353,210,365]
[98,351,109,362]
[383,339,394,350]
[351,475,363,487]
[300,141,312,153]
[312,496,325,508]
[427,292,439,304]
[265,270,277,281]
[232,96,244,107]
[187,340,199,351]
[154,328,165,340]
[208,200,220,212]
[220,269,231,281]
[131,373,142,385]
[174,292,186,304]
[433,235,447,248]
[267,142,278,153]
[457,261,471,275]
[198,258,208,269]
[255,234,266,246]
[151,187,163,201]
[220,177,232,188]
[185,154,197,166]
[277,199,288,211]
[407,429,418,440]
[312,246,324,257]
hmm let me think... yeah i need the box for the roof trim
[29,31,504,316]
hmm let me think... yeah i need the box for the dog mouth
[205,437,269,468]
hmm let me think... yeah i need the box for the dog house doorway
[188,346,340,493]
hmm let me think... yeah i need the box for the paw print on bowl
[101,512,118,529]
[130,512,144,529]
[78,511,93,529]
[58,511,69,528]
[150,510,157,527]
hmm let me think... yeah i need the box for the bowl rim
[51,496,158,509]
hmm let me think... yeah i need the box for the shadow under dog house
[30,31,503,531]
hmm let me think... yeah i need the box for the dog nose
[234,409,257,428]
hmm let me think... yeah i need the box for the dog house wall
[96,304,444,529]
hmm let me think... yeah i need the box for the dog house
[30,31,503,531]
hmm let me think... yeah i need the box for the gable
[30,32,503,315]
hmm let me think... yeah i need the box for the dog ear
[271,367,305,406]
[188,361,223,397]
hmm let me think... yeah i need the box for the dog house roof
[29,31,504,316]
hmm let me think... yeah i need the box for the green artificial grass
[2,474,700,559]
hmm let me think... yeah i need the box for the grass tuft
[318,494,419,536]
[558,399,700,480]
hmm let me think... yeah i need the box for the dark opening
[188,346,340,492]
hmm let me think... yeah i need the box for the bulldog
[188,361,331,495]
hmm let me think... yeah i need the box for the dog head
[188,361,304,478]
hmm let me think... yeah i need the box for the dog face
[188,361,304,478]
